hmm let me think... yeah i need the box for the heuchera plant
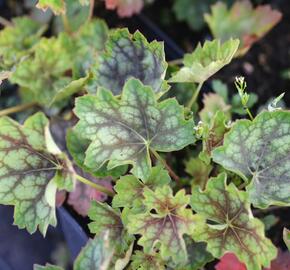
[0,1,288,270]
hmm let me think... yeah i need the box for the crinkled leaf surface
[36,0,66,14]
[0,16,46,69]
[205,1,282,56]
[169,39,239,84]
[0,112,74,235]
[74,19,108,77]
[74,232,114,270]
[66,128,128,178]
[105,0,144,17]
[191,173,277,270]
[10,34,73,107]
[112,166,171,213]
[34,264,64,270]
[283,228,290,250]
[88,29,167,95]
[130,250,165,270]
[74,78,194,180]
[213,111,290,208]
[127,185,197,265]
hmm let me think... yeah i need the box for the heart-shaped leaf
[0,112,74,235]
[127,185,198,265]
[87,29,168,95]
[205,1,282,56]
[169,39,239,84]
[213,111,290,208]
[74,78,194,180]
[191,173,277,270]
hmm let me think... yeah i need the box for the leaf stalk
[74,173,115,197]
[151,149,180,182]
[88,0,95,21]
[168,58,183,66]
[245,107,254,121]
[187,81,204,109]
[0,102,37,117]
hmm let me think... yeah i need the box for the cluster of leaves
[0,1,289,270]
[173,0,281,56]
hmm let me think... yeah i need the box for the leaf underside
[169,39,239,84]
[205,0,282,55]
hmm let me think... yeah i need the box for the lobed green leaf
[112,166,171,213]
[0,17,46,70]
[213,111,290,208]
[10,34,74,107]
[0,113,74,235]
[87,29,168,95]
[191,173,277,270]
[169,39,239,84]
[127,185,198,265]
[74,78,194,181]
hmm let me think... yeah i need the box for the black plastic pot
[0,205,88,270]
